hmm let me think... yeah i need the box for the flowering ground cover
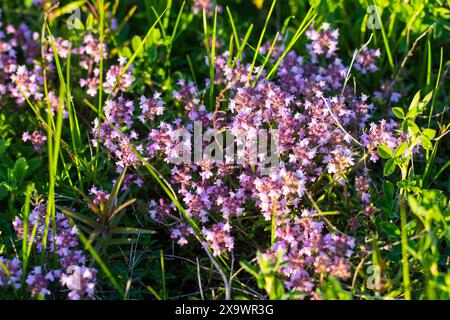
[0,0,449,300]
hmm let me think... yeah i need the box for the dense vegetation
[0,0,449,300]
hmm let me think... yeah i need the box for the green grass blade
[226,6,241,51]
[209,6,218,108]
[160,250,167,300]
[247,0,277,83]
[21,184,33,283]
[254,31,279,85]
[428,47,443,127]
[372,0,395,75]
[236,24,254,61]
[266,7,316,79]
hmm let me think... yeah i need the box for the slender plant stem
[399,167,411,300]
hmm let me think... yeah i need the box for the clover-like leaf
[384,158,396,176]
[394,142,408,157]
[392,107,405,119]
[377,145,392,159]
[422,128,436,140]
[409,91,421,112]
[421,135,433,150]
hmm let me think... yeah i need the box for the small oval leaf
[377,145,392,159]
[392,107,405,119]
[394,142,408,157]
[384,158,396,176]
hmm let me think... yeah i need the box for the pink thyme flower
[354,47,381,74]
[103,57,133,95]
[203,222,234,256]
[138,92,164,125]
[0,257,22,289]
[60,266,97,300]
[89,186,110,207]
[355,176,371,203]
[22,130,47,151]
[80,68,100,97]
[10,65,43,104]
[306,23,339,62]
[192,0,222,17]
[26,267,55,297]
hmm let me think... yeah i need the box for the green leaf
[409,91,421,111]
[408,120,420,134]
[104,167,127,216]
[149,29,162,46]
[377,145,392,159]
[380,221,400,237]
[11,158,28,186]
[240,260,261,280]
[131,36,142,53]
[86,14,94,30]
[61,209,101,229]
[24,0,33,8]
[422,128,436,140]
[422,91,433,106]
[421,136,433,150]
[394,142,408,157]
[121,47,132,59]
[383,181,395,200]
[392,107,405,119]
[397,180,408,188]
[401,120,409,133]
[108,198,137,222]
[384,158,396,176]
[0,181,14,192]
[406,106,418,119]
[107,238,137,246]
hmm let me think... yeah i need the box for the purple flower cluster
[305,23,339,62]
[47,36,72,59]
[22,131,47,151]
[138,92,164,125]
[191,0,222,17]
[85,22,407,295]
[0,16,42,106]
[354,47,381,74]
[0,19,123,113]
[78,35,132,98]
[8,202,97,299]
[78,33,107,97]
[116,173,143,191]
[374,80,402,103]
[203,222,234,256]
[268,212,354,296]
[139,23,397,294]
[0,257,22,289]
[26,267,57,297]
[361,119,406,162]
[355,175,371,204]
[13,203,79,256]
[104,57,133,95]
[92,96,143,170]
[89,186,110,207]
[60,266,97,300]
[10,65,43,104]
